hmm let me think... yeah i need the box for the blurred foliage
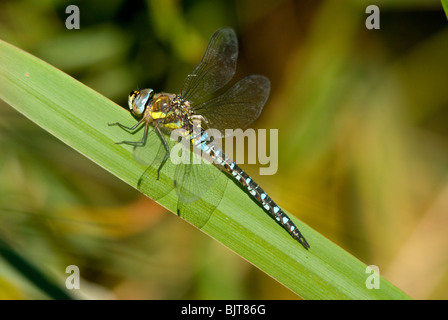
[0,0,447,299]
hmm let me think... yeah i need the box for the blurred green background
[1,0,448,299]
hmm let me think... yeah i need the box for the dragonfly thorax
[149,94,176,120]
[128,89,195,131]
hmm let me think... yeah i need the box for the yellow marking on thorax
[163,122,183,129]
[150,111,170,120]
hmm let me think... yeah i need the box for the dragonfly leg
[108,117,146,132]
[115,120,151,147]
[154,126,170,180]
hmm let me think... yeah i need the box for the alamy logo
[365,5,380,30]
[65,5,80,30]
[65,265,80,290]
[168,120,278,175]
[365,265,380,289]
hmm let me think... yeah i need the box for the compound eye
[128,90,139,111]
[128,89,154,116]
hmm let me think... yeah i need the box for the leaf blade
[0,39,410,300]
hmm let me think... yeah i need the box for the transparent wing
[192,75,270,136]
[174,148,228,227]
[134,131,227,228]
[181,28,238,105]
[133,129,176,201]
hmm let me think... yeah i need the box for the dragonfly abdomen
[191,131,310,249]
[225,160,310,249]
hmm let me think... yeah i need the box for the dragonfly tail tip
[299,237,310,250]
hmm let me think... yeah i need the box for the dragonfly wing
[174,146,228,228]
[181,28,238,105]
[133,130,176,201]
[135,134,227,229]
[193,75,270,136]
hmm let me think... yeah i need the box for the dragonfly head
[128,88,155,117]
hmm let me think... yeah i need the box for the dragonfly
[109,28,309,249]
